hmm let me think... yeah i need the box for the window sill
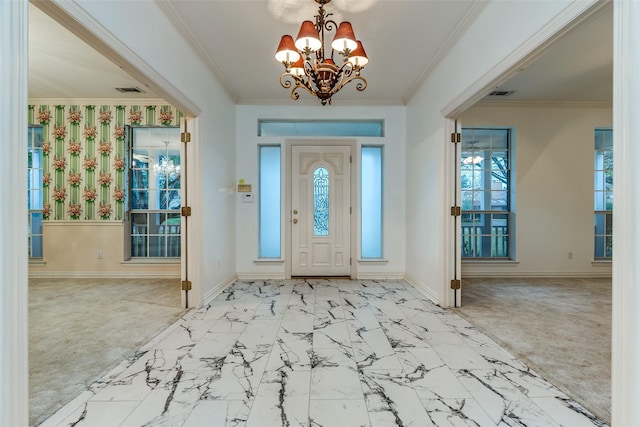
[358,259,389,265]
[592,259,612,266]
[254,258,285,265]
[29,259,46,266]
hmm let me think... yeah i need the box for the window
[259,146,281,258]
[594,128,613,259]
[28,126,44,258]
[461,128,512,259]
[259,120,383,137]
[129,127,181,258]
[361,146,383,258]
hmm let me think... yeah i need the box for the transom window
[461,128,512,259]
[594,128,613,259]
[128,127,181,258]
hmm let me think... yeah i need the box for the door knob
[293,219,298,224]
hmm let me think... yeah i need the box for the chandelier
[274,0,369,105]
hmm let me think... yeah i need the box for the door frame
[285,139,357,279]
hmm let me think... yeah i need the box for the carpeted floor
[29,278,186,427]
[454,277,611,424]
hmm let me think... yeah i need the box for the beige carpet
[454,277,611,424]
[29,278,186,426]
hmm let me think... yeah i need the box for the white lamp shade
[331,22,358,53]
[275,35,301,63]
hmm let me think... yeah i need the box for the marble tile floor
[40,279,607,427]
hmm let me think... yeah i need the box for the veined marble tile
[309,399,371,427]
[182,400,250,427]
[205,345,271,401]
[359,370,434,427]
[427,331,494,370]
[251,295,290,320]
[422,398,496,427]
[235,319,280,349]
[311,365,364,400]
[91,349,186,402]
[313,319,351,349]
[281,309,315,333]
[246,370,310,427]
[119,368,207,427]
[311,346,357,369]
[350,327,403,370]
[457,368,562,426]
[315,298,345,324]
[52,401,139,427]
[531,396,609,427]
[396,347,471,399]
[266,329,313,371]
[179,332,240,372]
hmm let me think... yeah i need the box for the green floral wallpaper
[28,103,182,221]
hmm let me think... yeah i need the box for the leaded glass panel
[314,167,329,236]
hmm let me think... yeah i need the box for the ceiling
[28,0,613,106]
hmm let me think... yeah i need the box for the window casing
[128,126,181,258]
[28,126,44,258]
[594,128,613,259]
[461,128,512,259]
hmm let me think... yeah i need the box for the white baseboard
[404,274,440,305]
[236,272,286,280]
[202,274,237,306]
[461,271,612,279]
[28,271,181,279]
[356,272,405,280]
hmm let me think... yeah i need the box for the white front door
[291,145,351,276]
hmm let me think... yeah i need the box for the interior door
[291,145,351,276]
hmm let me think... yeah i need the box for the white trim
[237,273,287,281]
[28,271,180,279]
[33,1,202,116]
[202,274,238,306]
[475,99,613,109]
[0,1,29,424]
[357,272,404,280]
[29,98,167,106]
[403,0,490,104]
[461,271,612,279]
[253,259,285,265]
[612,0,640,424]
[404,274,440,306]
[441,0,605,118]
[357,259,389,265]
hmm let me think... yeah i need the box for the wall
[459,101,612,277]
[235,105,406,279]
[405,0,598,306]
[27,100,181,277]
[42,0,238,306]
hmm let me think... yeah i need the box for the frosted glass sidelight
[361,146,382,258]
[313,167,329,236]
[259,146,281,257]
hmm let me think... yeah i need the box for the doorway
[289,144,353,277]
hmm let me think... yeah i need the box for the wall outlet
[568,251,573,260]
[97,250,103,259]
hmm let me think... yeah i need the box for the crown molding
[474,99,612,109]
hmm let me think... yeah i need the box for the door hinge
[450,206,461,216]
[181,132,191,143]
[450,132,461,143]
[350,258,352,266]
[350,206,352,214]
[450,279,461,290]
[181,280,192,291]
[350,155,352,164]
[181,206,192,217]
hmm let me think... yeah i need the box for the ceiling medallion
[274,0,368,105]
